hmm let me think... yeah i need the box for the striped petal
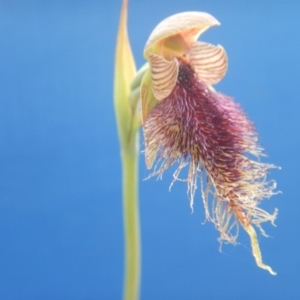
[140,67,158,124]
[149,53,179,101]
[140,68,158,168]
[189,42,228,85]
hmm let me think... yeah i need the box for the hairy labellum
[144,59,277,244]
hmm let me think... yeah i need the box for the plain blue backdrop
[0,0,299,299]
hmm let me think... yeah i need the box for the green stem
[122,134,140,300]
[114,1,141,297]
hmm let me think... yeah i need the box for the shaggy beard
[143,59,278,244]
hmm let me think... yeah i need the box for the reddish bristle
[144,59,277,243]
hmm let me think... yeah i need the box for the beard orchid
[115,5,279,297]
[138,12,279,275]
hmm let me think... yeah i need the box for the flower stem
[114,0,140,298]
[122,137,140,300]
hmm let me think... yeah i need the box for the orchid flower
[137,12,279,275]
[114,2,279,299]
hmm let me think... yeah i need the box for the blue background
[0,0,298,299]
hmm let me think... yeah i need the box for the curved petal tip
[144,11,220,56]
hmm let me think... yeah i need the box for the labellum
[140,12,279,275]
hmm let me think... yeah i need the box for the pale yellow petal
[140,69,159,168]
[140,68,158,124]
[144,12,220,57]
[189,42,228,85]
[149,53,178,101]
